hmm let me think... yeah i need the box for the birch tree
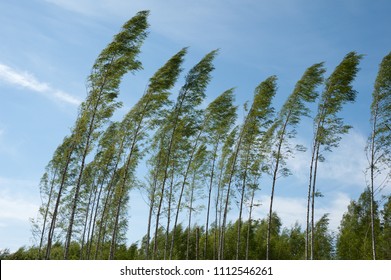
[220,76,277,259]
[202,89,237,259]
[336,189,380,259]
[108,48,187,259]
[215,126,238,259]
[64,11,149,259]
[44,136,79,259]
[82,122,122,259]
[36,139,73,259]
[150,50,218,259]
[266,62,325,259]
[306,51,363,259]
[366,52,391,260]
[41,11,149,259]
[380,195,391,259]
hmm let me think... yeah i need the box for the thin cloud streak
[0,63,81,106]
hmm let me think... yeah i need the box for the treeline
[3,189,391,260]
[7,11,390,260]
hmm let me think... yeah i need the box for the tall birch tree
[150,50,218,259]
[365,51,391,260]
[64,11,149,259]
[41,11,149,259]
[202,89,237,259]
[220,76,277,259]
[266,62,325,259]
[108,48,187,259]
[306,51,363,260]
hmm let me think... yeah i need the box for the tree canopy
[5,11,389,260]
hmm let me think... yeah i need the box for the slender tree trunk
[94,136,126,259]
[266,113,290,260]
[369,105,378,260]
[109,181,125,260]
[86,176,105,259]
[221,131,244,259]
[164,167,175,260]
[153,115,180,259]
[153,176,166,259]
[170,128,204,259]
[94,174,118,259]
[306,137,318,260]
[109,117,145,260]
[310,142,321,260]
[266,163,278,260]
[220,167,235,259]
[214,165,224,260]
[236,150,250,260]
[145,151,162,259]
[38,168,58,259]
[204,142,219,259]
[64,56,119,259]
[109,188,122,260]
[216,161,226,260]
[152,50,217,258]
[153,92,190,259]
[45,144,74,259]
[85,157,112,259]
[80,182,95,259]
[246,188,255,260]
[306,112,325,260]
[64,97,101,259]
[186,175,196,260]
[196,227,200,260]
[145,168,159,259]
[84,180,99,259]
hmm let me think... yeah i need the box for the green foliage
[313,214,334,259]
[204,88,237,140]
[371,53,391,148]
[35,10,151,260]
[107,48,187,259]
[336,189,381,259]
[315,52,363,150]
[379,195,391,259]
[282,223,306,259]
[305,52,363,260]
[25,9,389,261]
[280,62,325,126]
[15,193,390,260]
[0,248,11,260]
[366,51,391,194]
[146,49,218,259]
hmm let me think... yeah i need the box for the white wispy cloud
[0,192,38,222]
[42,0,335,65]
[44,0,102,17]
[0,63,81,106]
[318,130,368,186]
[44,0,247,49]
[249,129,369,232]
[287,129,368,188]
[253,192,351,232]
[317,192,352,230]
[0,177,39,222]
[0,176,40,252]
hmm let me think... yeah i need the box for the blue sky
[0,0,390,252]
